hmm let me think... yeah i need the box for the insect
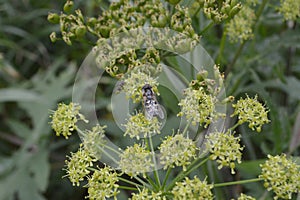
[142,84,164,120]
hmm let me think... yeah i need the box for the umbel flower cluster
[48,66,295,199]
[226,0,257,43]
[48,1,300,199]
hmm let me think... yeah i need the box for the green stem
[118,177,142,188]
[216,30,227,65]
[118,186,138,190]
[77,128,86,137]
[226,42,245,75]
[101,143,121,155]
[191,3,202,18]
[199,21,214,35]
[145,174,159,191]
[134,176,152,188]
[149,135,161,188]
[96,145,119,164]
[162,167,172,190]
[214,177,263,187]
[182,157,209,179]
[256,0,269,19]
[182,119,192,137]
[165,156,210,190]
[228,122,241,132]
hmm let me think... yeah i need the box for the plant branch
[213,177,263,187]
[165,156,210,190]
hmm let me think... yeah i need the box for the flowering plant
[48,0,300,199]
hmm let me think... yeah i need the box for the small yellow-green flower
[171,176,213,200]
[226,6,256,43]
[119,144,153,178]
[231,95,270,132]
[122,70,159,103]
[82,124,107,159]
[86,166,119,200]
[259,154,300,199]
[206,131,244,174]
[178,87,215,127]
[50,102,88,139]
[124,113,161,140]
[278,0,300,20]
[159,134,197,171]
[237,193,256,200]
[64,144,97,186]
[203,0,242,23]
[130,188,166,200]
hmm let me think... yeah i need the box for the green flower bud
[99,25,111,38]
[157,14,168,27]
[221,3,231,14]
[229,3,242,18]
[75,25,86,38]
[87,17,97,26]
[47,12,60,24]
[230,0,239,7]
[49,32,57,43]
[63,0,74,13]
[110,2,121,11]
[197,70,208,81]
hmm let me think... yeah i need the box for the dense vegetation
[0,0,299,199]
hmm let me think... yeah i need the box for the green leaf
[261,77,300,102]
[289,111,300,153]
[159,85,180,114]
[0,89,41,102]
[18,170,46,200]
[6,119,31,139]
[28,148,50,191]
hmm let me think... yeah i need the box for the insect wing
[155,104,164,119]
[144,99,164,120]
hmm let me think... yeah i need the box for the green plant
[48,0,300,199]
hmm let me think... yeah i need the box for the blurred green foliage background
[0,0,299,199]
